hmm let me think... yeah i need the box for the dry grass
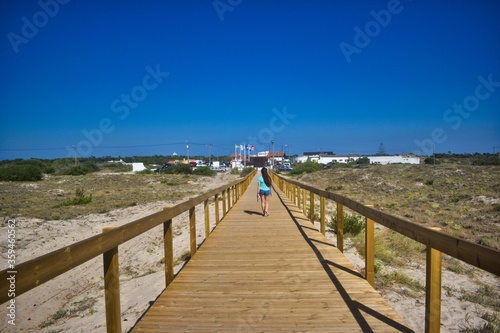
[0,172,218,221]
[298,164,500,250]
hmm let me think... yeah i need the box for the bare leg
[263,196,270,216]
[260,195,266,215]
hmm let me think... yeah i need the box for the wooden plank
[131,178,411,332]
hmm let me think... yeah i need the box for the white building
[368,155,420,164]
[295,154,420,165]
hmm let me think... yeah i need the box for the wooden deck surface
[131,175,413,332]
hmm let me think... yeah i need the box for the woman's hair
[261,167,272,187]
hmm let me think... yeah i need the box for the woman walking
[257,167,273,216]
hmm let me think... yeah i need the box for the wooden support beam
[215,194,220,225]
[365,205,375,287]
[337,203,344,253]
[102,227,122,333]
[320,197,326,235]
[204,200,210,239]
[163,219,174,288]
[222,190,227,218]
[425,228,442,333]
[189,207,197,256]
[309,192,315,224]
[302,188,307,216]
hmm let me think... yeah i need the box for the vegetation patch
[193,166,215,176]
[0,164,43,181]
[460,311,500,333]
[298,164,500,250]
[39,309,68,328]
[327,211,364,236]
[289,161,323,175]
[240,167,255,178]
[459,285,500,309]
[39,297,98,329]
[377,270,425,293]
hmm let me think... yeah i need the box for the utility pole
[186,141,189,166]
[271,140,275,168]
[72,145,77,166]
[207,144,213,165]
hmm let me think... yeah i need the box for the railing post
[302,188,307,216]
[309,192,315,224]
[297,186,301,209]
[425,228,442,333]
[222,189,227,218]
[163,219,174,287]
[365,205,375,287]
[215,194,220,225]
[320,197,326,235]
[336,203,344,253]
[204,200,210,239]
[292,185,296,205]
[189,207,197,256]
[102,227,122,333]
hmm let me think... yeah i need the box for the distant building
[268,151,286,163]
[295,154,420,165]
[366,155,420,165]
[303,151,335,156]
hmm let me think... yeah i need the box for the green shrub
[459,285,499,308]
[39,309,68,328]
[193,166,215,176]
[357,157,370,165]
[136,168,153,174]
[240,167,254,178]
[326,185,343,191]
[15,158,55,174]
[424,157,441,164]
[102,162,133,172]
[327,211,365,236]
[230,167,240,175]
[62,162,99,175]
[289,161,323,175]
[162,164,192,174]
[57,186,92,206]
[0,164,43,181]
[424,179,434,185]
[61,194,92,206]
[378,271,425,292]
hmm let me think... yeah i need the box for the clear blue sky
[1,0,499,160]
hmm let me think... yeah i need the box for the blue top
[258,176,270,191]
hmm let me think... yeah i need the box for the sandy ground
[1,173,498,332]
[320,224,499,333]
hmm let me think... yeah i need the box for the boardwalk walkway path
[131,175,412,332]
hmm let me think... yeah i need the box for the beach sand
[1,173,498,332]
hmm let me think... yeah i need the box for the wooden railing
[271,172,500,333]
[0,170,256,333]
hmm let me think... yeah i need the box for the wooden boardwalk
[131,175,413,332]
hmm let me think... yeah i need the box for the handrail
[271,172,500,276]
[271,171,500,333]
[0,170,256,306]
